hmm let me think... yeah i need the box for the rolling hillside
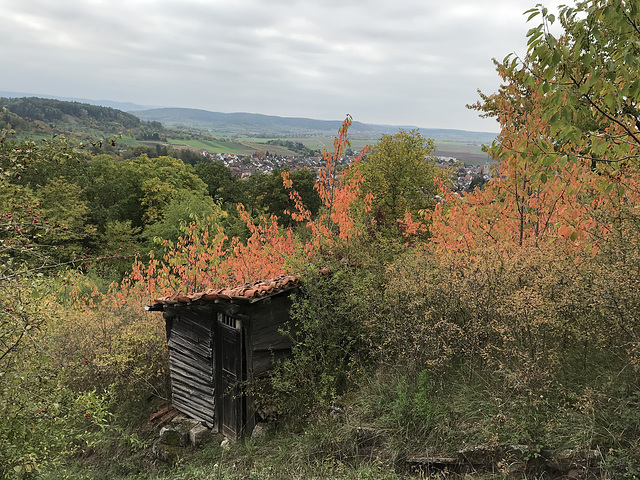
[0,94,496,162]
[133,107,497,144]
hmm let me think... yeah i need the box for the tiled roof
[150,274,301,307]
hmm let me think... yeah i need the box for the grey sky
[1,0,565,132]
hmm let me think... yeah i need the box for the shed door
[216,313,244,438]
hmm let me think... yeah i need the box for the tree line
[0,97,166,142]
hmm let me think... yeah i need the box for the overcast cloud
[1,0,565,132]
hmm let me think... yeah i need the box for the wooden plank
[172,397,214,427]
[168,351,206,370]
[169,359,214,383]
[172,388,215,415]
[165,305,217,428]
[172,385,214,407]
[168,360,212,386]
[172,383,215,405]
[167,337,213,358]
[168,350,212,373]
[172,309,212,332]
[250,324,293,351]
[167,304,211,319]
[170,325,211,349]
[170,324,212,349]
[249,298,291,324]
[251,334,292,352]
[168,333,211,359]
[172,320,210,342]
[249,299,294,351]
[251,348,292,377]
[168,362,212,381]
[169,372,212,391]
[168,358,210,381]
[170,371,214,394]
[177,310,211,326]
[171,373,213,390]
[149,403,174,422]
[172,383,215,407]
[170,325,199,343]
[169,359,215,385]
[244,316,254,382]
[172,402,213,427]
[169,330,212,356]
[179,305,214,322]
[168,347,212,370]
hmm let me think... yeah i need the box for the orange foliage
[283,114,372,251]
[95,115,373,308]
[431,61,640,258]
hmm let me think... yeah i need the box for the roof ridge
[151,274,300,306]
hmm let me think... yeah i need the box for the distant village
[435,156,493,193]
[191,148,494,194]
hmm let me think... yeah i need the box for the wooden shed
[146,275,300,439]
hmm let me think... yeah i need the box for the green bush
[261,263,376,422]
[0,350,116,478]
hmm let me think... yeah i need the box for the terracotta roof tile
[151,274,301,306]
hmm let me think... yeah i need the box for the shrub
[261,263,376,422]
[0,322,116,478]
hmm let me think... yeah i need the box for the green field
[237,136,376,153]
[236,136,489,160]
[167,135,491,164]
[167,138,251,155]
[238,141,297,156]
[237,136,334,147]
[434,140,490,153]
[114,135,141,146]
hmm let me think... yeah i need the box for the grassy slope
[236,136,491,162]
[3,98,493,164]
[236,136,342,151]
[46,415,418,480]
[238,141,298,156]
[166,138,253,155]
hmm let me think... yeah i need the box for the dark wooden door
[216,313,244,438]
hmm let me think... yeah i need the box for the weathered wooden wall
[165,305,215,427]
[246,296,295,379]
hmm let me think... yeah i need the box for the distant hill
[0,93,496,163]
[0,96,167,142]
[0,91,496,145]
[133,107,394,136]
[1,96,141,129]
[0,91,156,112]
[133,107,497,144]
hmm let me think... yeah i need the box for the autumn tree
[420,0,640,435]
[446,1,640,252]
[451,57,600,250]
[522,1,640,167]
